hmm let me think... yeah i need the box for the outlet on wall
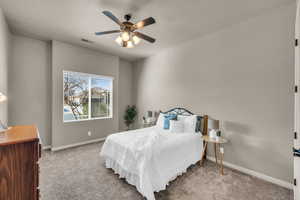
[88,131,92,136]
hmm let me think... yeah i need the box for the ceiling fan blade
[134,17,156,29]
[134,32,156,43]
[95,30,120,35]
[102,11,123,26]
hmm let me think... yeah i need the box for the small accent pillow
[169,120,184,133]
[163,114,177,129]
[156,113,165,129]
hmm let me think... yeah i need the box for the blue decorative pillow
[163,114,177,129]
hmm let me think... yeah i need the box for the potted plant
[124,105,137,130]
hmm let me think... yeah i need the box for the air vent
[81,38,93,43]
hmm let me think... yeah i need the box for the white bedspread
[100,127,203,200]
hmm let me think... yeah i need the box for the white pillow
[156,113,165,129]
[169,120,184,133]
[177,115,188,122]
[178,115,197,133]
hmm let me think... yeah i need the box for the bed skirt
[104,156,199,195]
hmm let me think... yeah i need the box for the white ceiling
[0,0,294,61]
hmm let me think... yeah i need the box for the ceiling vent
[81,38,93,43]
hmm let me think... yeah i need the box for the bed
[100,108,208,200]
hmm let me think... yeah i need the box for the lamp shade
[208,119,219,130]
[0,92,7,103]
[147,111,153,118]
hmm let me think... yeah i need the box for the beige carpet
[40,142,293,200]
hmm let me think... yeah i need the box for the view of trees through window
[63,71,113,122]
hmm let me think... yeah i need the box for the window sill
[63,116,113,123]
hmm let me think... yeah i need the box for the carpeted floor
[40,142,293,200]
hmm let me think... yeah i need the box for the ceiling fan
[95,11,156,48]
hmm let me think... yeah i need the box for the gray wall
[133,3,295,182]
[0,8,10,125]
[51,40,120,149]
[118,59,133,131]
[9,35,51,145]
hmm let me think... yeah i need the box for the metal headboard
[161,107,194,116]
[160,107,208,136]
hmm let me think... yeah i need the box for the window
[63,71,113,122]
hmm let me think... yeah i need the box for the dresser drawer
[0,126,40,200]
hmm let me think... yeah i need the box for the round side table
[200,135,228,175]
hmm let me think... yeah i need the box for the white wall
[118,59,133,131]
[0,8,10,125]
[133,3,295,182]
[9,35,51,145]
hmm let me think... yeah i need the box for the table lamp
[0,92,8,132]
[146,111,155,123]
[209,119,220,138]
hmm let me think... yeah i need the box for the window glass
[63,71,113,122]
[91,77,112,118]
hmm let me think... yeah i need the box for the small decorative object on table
[209,129,217,138]
[124,105,137,130]
[216,130,222,142]
[216,130,221,137]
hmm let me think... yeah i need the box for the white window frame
[63,70,114,123]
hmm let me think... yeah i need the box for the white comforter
[100,127,203,200]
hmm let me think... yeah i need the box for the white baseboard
[42,145,52,150]
[51,137,106,152]
[206,156,293,190]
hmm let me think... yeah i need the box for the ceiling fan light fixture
[115,36,134,48]
[126,40,134,48]
[116,34,136,48]
[115,36,123,46]
[132,35,141,45]
[121,31,130,42]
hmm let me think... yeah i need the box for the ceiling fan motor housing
[124,14,132,21]
[122,21,134,32]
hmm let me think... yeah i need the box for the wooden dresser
[0,126,41,200]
